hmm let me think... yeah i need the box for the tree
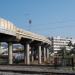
[47,37,54,53]
[68,41,72,47]
[69,44,75,70]
[69,43,75,55]
[68,42,75,69]
[58,46,67,58]
[57,46,68,66]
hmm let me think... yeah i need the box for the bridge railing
[0,18,16,35]
[16,28,51,44]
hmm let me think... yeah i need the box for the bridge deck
[0,18,51,44]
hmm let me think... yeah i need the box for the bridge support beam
[38,45,42,64]
[8,42,13,64]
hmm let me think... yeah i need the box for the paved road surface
[0,65,75,75]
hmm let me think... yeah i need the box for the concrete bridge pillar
[26,43,30,64]
[24,45,26,64]
[46,48,49,61]
[24,41,31,64]
[8,42,13,64]
[43,47,46,62]
[38,45,42,64]
[31,47,34,62]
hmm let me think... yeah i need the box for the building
[50,36,73,53]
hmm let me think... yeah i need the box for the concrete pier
[38,45,42,64]
[24,45,26,64]
[26,42,30,64]
[31,47,34,62]
[43,47,46,62]
[46,48,49,61]
[8,42,13,64]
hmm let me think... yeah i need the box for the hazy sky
[0,0,75,37]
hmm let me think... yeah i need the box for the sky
[0,0,75,38]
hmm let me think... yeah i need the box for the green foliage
[68,41,72,47]
[58,47,67,57]
[68,43,75,56]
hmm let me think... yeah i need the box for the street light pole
[28,19,32,31]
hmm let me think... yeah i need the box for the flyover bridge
[0,18,51,64]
